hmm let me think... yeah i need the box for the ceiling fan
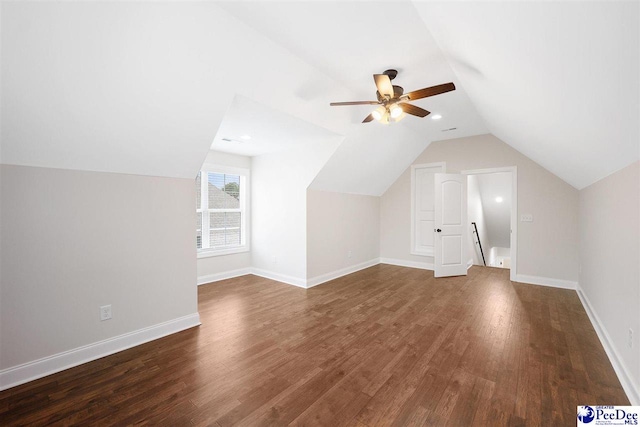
[330,69,455,124]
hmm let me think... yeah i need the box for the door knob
[435,228,442,233]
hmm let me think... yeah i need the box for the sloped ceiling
[217,1,486,141]
[2,1,638,192]
[414,1,639,189]
[218,1,489,195]
[210,95,343,157]
[0,2,355,179]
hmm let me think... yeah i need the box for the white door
[411,164,444,256]
[434,173,468,278]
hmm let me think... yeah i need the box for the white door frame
[461,166,518,282]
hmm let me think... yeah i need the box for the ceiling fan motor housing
[383,69,398,80]
[376,85,404,102]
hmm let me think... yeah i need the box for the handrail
[471,222,486,266]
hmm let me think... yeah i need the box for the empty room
[1,1,638,426]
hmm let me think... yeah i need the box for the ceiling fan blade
[330,101,380,106]
[405,82,456,101]
[399,102,430,118]
[362,114,375,123]
[373,74,394,98]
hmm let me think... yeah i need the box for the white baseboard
[467,259,474,270]
[576,286,640,405]
[379,257,434,271]
[306,258,380,288]
[250,268,307,288]
[197,268,251,285]
[0,313,201,392]
[514,274,577,290]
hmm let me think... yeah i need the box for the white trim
[197,246,249,258]
[410,162,446,258]
[197,268,251,285]
[306,258,380,288]
[467,258,474,270]
[200,163,249,177]
[577,285,640,405]
[410,249,434,257]
[0,313,201,392]
[250,268,307,289]
[197,166,250,253]
[199,260,381,289]
[462,166,518,282]
[380,257,434,271]
[514,274,577,290]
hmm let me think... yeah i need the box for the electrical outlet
[520,214,533,222]
[100,305,112,321]
[347,250,352,258]
[629,328,634,349]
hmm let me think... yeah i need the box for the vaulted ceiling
[2,1,638,193]
[414,1,639,189]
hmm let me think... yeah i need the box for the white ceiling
[414,1,639,189]
[2,1,638,193]
[210,95,342,157]
[218,1,488,141]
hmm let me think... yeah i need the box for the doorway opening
[463,167,517,281]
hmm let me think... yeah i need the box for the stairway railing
[471,222,486,266]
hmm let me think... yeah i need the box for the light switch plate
[100,305,112,321]
[520,214,533,222]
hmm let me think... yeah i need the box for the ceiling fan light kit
[390,104,403,118]
[371,106,385,121]
[330,69,456,124]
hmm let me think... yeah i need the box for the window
[196,169,248,256]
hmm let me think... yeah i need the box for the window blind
[196,171,243,251]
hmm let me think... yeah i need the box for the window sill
[197,246,249,258]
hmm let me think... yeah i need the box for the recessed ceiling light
[431,114,442,120]
[495,197,503,203]
[240,134,251,140]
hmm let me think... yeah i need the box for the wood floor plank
[0,265,629,426]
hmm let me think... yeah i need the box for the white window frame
[197,164,250,258]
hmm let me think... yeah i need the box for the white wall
[251,142,340,285]
[381,134,579,282]
[475,172,511,249]
[307,190,380,280]
[197,150,252,283]
[578,160,639,403]
[201,150,251,171]
[467,175,489,266]
[0,165,198,374]
[488,247,510,269]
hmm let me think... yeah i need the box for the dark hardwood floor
[0,265,628,426]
